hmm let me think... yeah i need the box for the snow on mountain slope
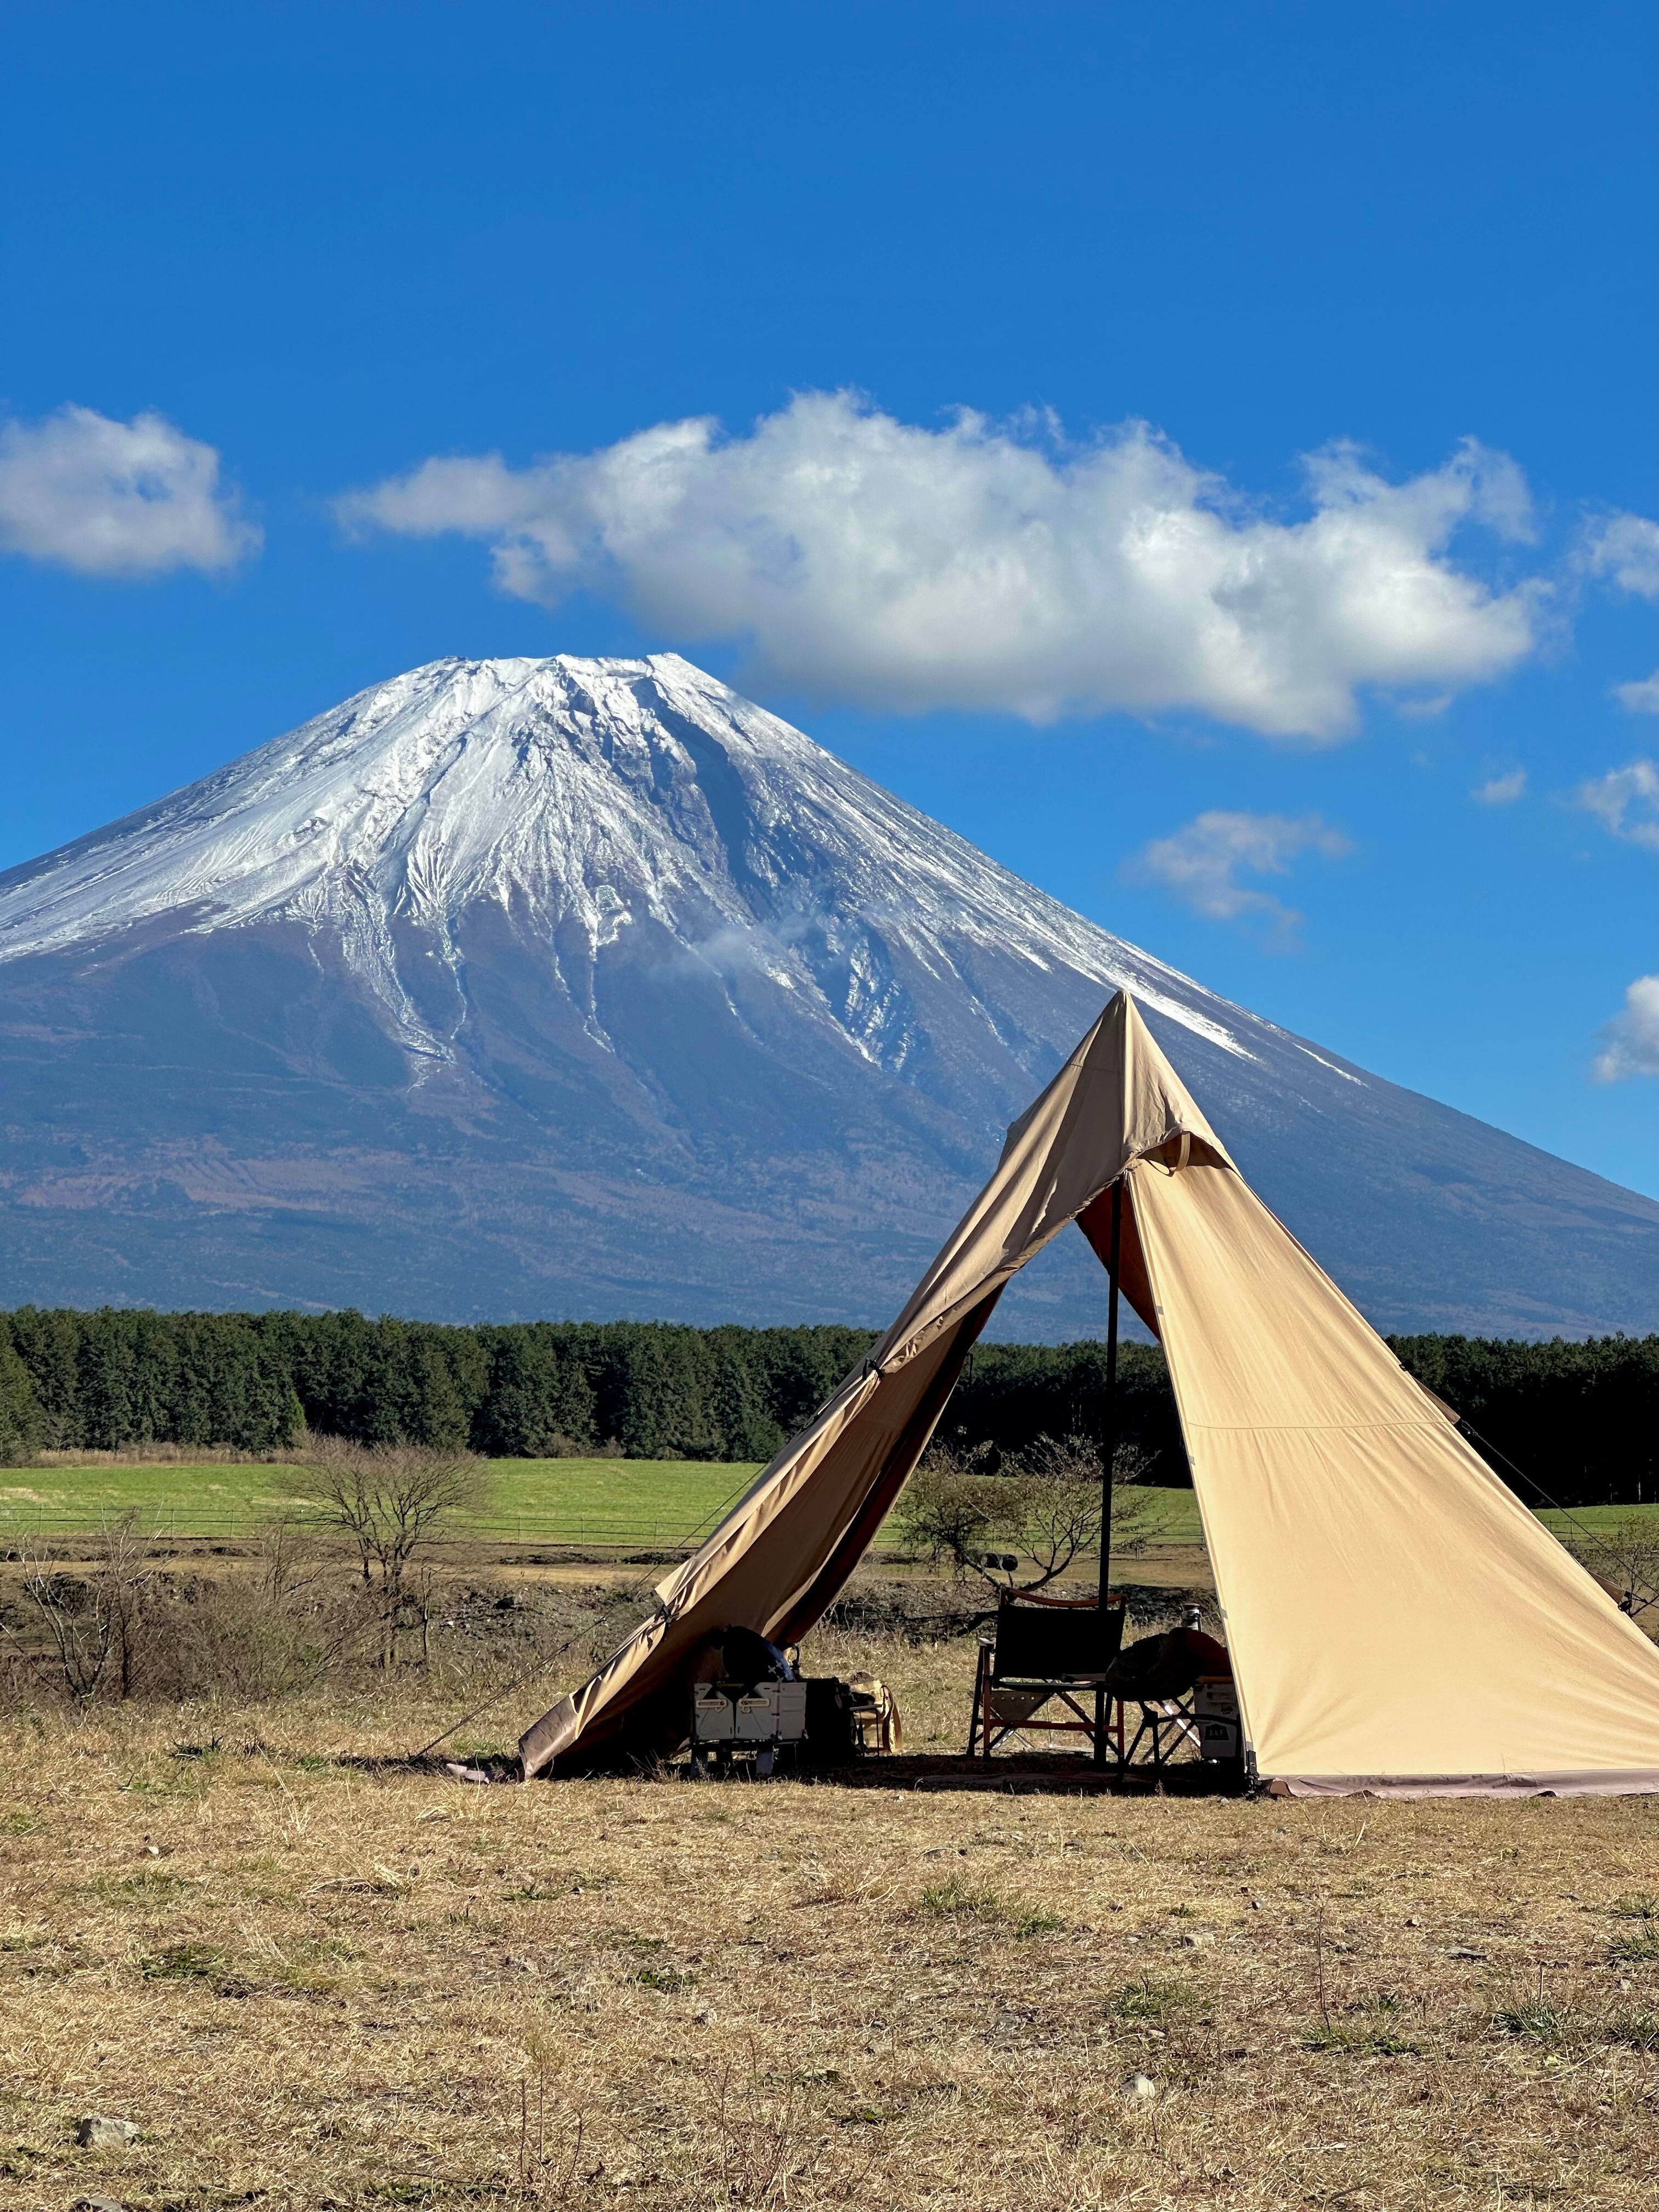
[0,653,1654,1336]
[0,653,1251,1070]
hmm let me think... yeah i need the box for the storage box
[736,1681,806,1741]
[733,1692,780,1741]
[692,1680,808,1745]
[691,1683,736,1741]
[1194,1676,1240,1762]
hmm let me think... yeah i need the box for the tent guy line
[520,991,1659,1798]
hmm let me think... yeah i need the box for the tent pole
[1094,1177,1122,1770]
[1098,1176,1122,1609]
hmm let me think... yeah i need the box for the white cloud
[338,393,1541,740]
[1576,759,1659,851]
[1584,512,1659,601]
[0,403,259,578]
[1594,975,1659,1081]
[1125,808,1351,945]
[1579,516,1659,705]
[1472,768,1527,805]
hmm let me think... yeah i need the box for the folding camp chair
[1111,1691,1203,1770]
[967,1590,1125,1759]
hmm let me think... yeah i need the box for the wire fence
[0,1508,706,1544]
[0,1505,919,1556]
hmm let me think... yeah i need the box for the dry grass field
[5,1615,1659,2211]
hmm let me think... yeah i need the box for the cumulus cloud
[1472,768,1527,805]
[1594,975,1659,1082]
[1576,759,1659,851]
[1584,512,1659,601]
[0,403,259,578]
[338,393,1541,740]
[1125,809,1351,946]
[1615,671,1659,714]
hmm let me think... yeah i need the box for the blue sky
[4,1,1659,1190]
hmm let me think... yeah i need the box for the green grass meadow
[2,1457,1651,1557]
[0,1457,765,1548]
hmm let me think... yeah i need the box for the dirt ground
[4,1610,1659,2211]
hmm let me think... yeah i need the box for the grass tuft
[919,1878,1003,1921]
[1493,1999,1575,2045]
[1011,1904,1065,1938]
[1301,2021,1422,2056]
[139,1940,224,1980]
[633,1964,696,1993]
[1105,1977,1186,2021]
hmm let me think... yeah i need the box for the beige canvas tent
[521,991,1659,1796]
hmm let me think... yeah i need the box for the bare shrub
[21,1511,153,1699]
[277,1438,494,1664]
[894,1434,1156,1594]
[150,1517,364,1703]
[281,1437,493,1594]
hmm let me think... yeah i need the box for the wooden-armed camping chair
[967,1588,1125,1760]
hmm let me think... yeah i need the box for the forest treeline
[0,1306,1656,1505]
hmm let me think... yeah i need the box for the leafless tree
[895,1434,1156,1594]
[281,1440,492,1593]
[21,1511,153,1700]
[278,1440,493,1664]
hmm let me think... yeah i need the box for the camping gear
[1194,1678,1240,1763]
[967,1599,1238,1770]
[712,1626,794,1694]
[689,1678,808,1777]
[968,1589,1126,1759]
[845,1672,901,1755]
[687,1673,893,1775]
[1088,1622,1238,1773]
[521,990,1659,1797]
[1102,1620,1231,1703]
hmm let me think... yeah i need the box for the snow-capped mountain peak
[0,653,1251,1074]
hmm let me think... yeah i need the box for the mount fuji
[0,652,1653,1337]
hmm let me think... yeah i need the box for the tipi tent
[521,992,1659,1796]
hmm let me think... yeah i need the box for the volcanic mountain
[0,652,1652,1336]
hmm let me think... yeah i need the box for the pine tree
[9,1308,84,1448]
[77,1311,137,1451]
[0,1337,45,1465]
[711,1335,783,1462]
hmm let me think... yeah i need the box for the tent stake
[1094,1177,1122,1770]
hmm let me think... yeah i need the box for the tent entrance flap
[520,989,1659,1796]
